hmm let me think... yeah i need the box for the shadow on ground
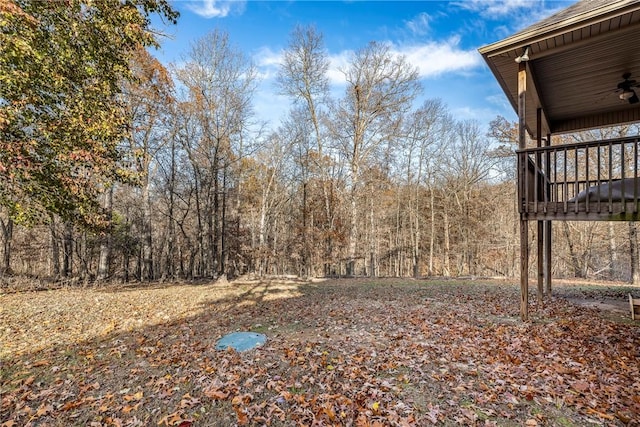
[2,278,639,426]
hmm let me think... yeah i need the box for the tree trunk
[580,225,594,279]
[369,200,376,277]
[411,198,420,278]
[429,185,435,276]
[629,221,640,284]
[258,190,268,277]
[219,165,228,277]
[302,180,309,278]
[562,222,584,278]
[347,181,357,276]
[0,215,13,275]
[609,222,617,280]
[62,222,73,278]
[142,177,153,281]
[393,189,400,277]
[442,207,450,277]
[234,155,243,278]
[49,217,60,278]
[163,138,177,280]
[97,186,113,281]
[78,231,89,281]
[193,169,204,278]
[208,182,216,277]
[210,147,221,278]
[123,247,130,283]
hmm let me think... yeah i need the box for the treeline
[2,4,640,284]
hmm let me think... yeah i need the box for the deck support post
[545,133,552,296]
[536,108,544,305]
[518,61,529,321]
[537,221,544,303]
[544,220,552,295]
[520,220,529,320]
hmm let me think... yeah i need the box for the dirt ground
[550,278,638,318]
[1,277,639,426]
[563,297,629,315]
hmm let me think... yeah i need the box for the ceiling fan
[616,73,640,104]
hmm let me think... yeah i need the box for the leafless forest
[2,27,640,285]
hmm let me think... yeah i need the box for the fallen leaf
[572,380,590,393]
[204,388,228,400]
[179,393,200,408]
[34,403,53,418]
[124,391,144,401]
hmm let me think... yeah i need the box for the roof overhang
[479,0,640,139]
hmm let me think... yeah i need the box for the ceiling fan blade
[629,91,639,104]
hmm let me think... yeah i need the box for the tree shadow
[2,279,639,426]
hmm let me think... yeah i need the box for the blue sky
[151,0,575,128]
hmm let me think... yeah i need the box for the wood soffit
[479,0,640,139]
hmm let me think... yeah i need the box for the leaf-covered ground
[1,278,639,426]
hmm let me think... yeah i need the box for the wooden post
[518,61,529,321]
[537,222,544,303]
[536,108,544,305]
[521,221,529,320]
[545,133,552,296]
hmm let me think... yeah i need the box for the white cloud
[452,0,534,18]
[186,0,246,18]
[252,46,351,97]
[405,12,432,36]
[249,36,483,125]
[452,0,571,32]
[452,105,487,120]
[395,37,482,79]
[253,84,290,126]
[253,37,481,89]
[327,50,353,86]
[253,46,283,80]
[486,93,511,110]
[325,38,481,86]
[255,47,282,68]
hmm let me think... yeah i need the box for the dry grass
[0,277,303,359]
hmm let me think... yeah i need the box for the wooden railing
[517,135,640,220]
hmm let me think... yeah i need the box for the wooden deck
[518,135,640,221]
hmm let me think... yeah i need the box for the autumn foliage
[0,0,177,228]
[1,279,639,425]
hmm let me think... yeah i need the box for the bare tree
[276,25,332,277]
[246,130,294,276]
[330,41,421,275]
[440,120,497,275]
[400,99,450,277]
[277,24,329,146]
[175,29,258,278]
[126,50,175,280]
